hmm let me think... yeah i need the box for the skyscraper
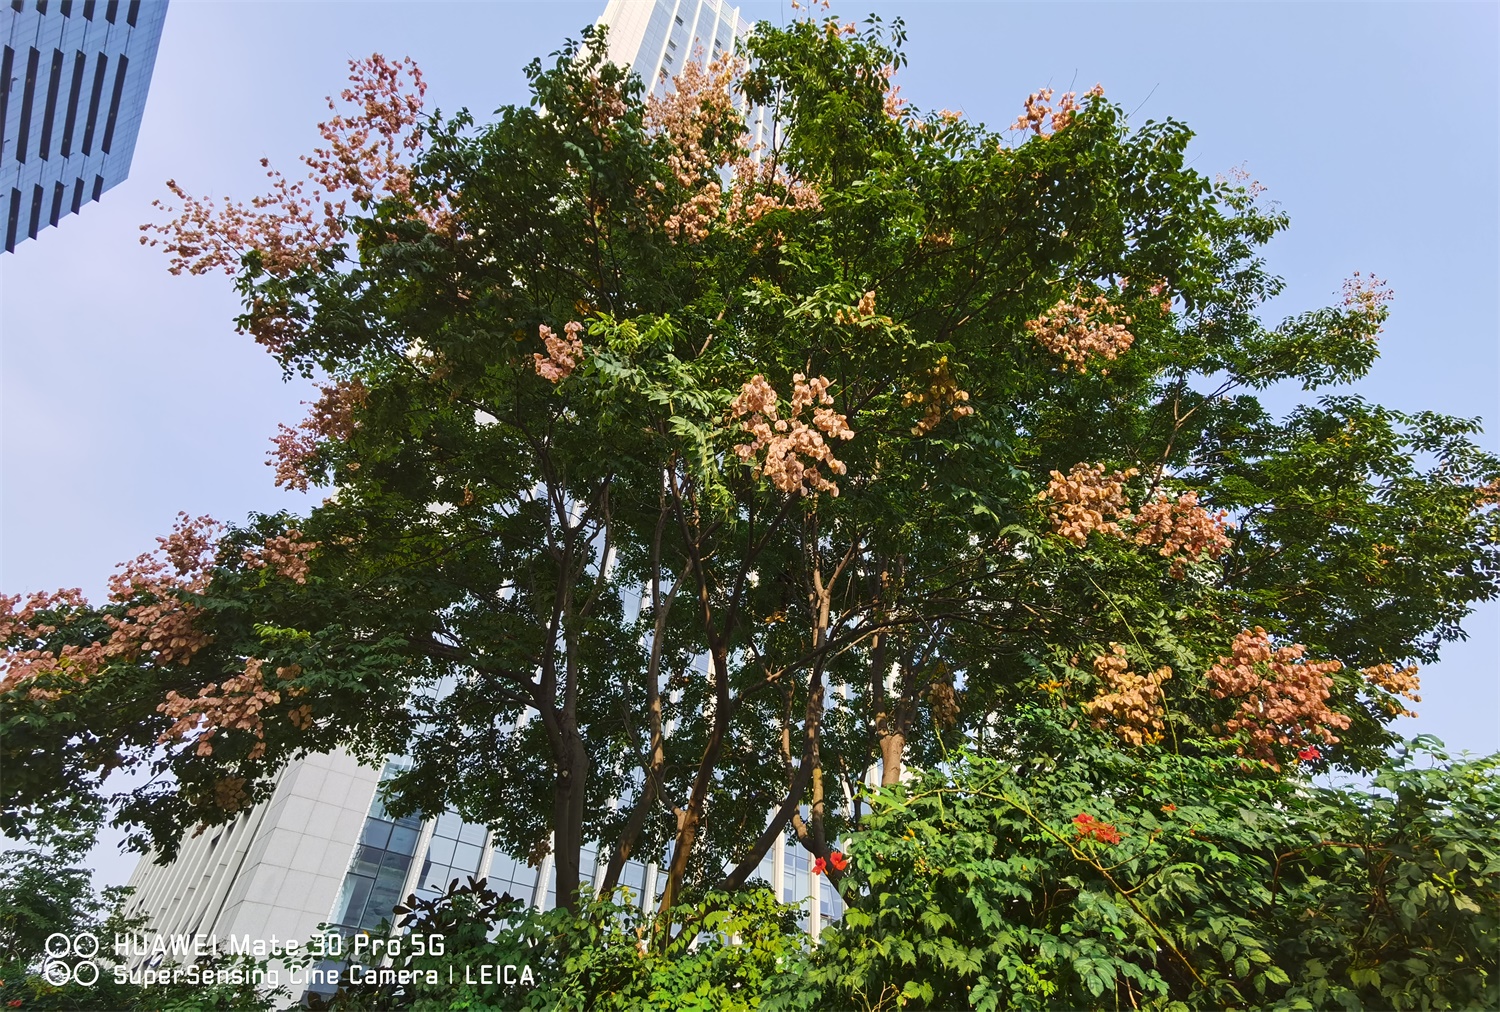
[596,0,769,150]
[2,0,168,253]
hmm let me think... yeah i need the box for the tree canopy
[3,10,1497,987]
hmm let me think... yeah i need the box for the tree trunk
[658,643,731,915]
[551,723,591,913]
[720,690,817,890]
[877,717,907,787]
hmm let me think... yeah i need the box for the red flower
[1074,812,1123,845]
[8,1000,22,1008]
[829,850,848,872]
[1161,804,1177,813]
[812,857,827,876]
[1298,745,1321,762]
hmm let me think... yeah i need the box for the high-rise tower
[596,0,769,150]
[2,0,168,252]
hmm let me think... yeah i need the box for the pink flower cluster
[1084,644,1173,747]
[645,53,818,243]
[730,373,854,496]
[1218,164,1267,200]
[879,64,907,120]
[533,321,585,383]
[268,379,368,491]
[158,657,312,761]
[242,531,319,585]
[1011,85,1104,136]
[1361,663,1421,718]
[1206,627,1350,768]
[142,55,435,283]
[647,52,743,237]
[1044,467,1232,577]
[1025,291,1135,372]
[723,155,822,230]
[1043,463,1138,545]
[1132,491,1233,577]
[1,515,220,699]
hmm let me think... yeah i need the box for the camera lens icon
[40,933,101,987]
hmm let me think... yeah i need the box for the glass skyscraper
[2,0,168,252]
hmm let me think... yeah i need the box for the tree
[4,7,1496,944]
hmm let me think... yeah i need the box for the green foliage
[310,880,803,1011]
[0,846,279,1011]
[789,714,1499,1010]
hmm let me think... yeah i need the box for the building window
[60,51,84,156]
[15,48,39,163]
[5,189,20,252]
[81,53,105,154]
[27,184,44,239]
[101,54,128,153]
[0,47,13,156]
[39,49,63,160]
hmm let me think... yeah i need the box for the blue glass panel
[387,823,420,855]
[427,834,458,866]
[434,811,463,840]
[453,842,483,874]
[351,844,382,878]
[358,819,393,849]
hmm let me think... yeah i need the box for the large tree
[3,12,1496,926]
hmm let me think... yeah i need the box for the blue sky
[2,2,1496,888]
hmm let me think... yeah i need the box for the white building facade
[595,0,770,150]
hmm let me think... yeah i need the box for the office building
[596,0,769,150]
[2,0,168,252]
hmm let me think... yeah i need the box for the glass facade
[328,762,423,936]
[2,0,166,251]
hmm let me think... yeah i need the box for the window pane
[358,820,393,850]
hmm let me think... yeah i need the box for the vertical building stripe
[82,53,106,154]
[16,47,40,163]
[40,49,64,160]
[27,184,44,238]
[61,51,85,156]
[5,189,20,252]
[0,47,13,156]
[101,54,127,153]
